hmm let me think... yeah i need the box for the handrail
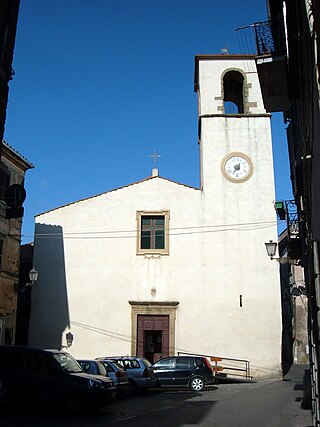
[177,351,253,382]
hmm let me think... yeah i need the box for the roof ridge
[36,175,199,217]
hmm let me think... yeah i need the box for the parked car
[78,359,129,391]
[152,356,214,391]
[97,356,157,390]
[0,345,116,413]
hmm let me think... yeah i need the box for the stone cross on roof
[149,150,161,167]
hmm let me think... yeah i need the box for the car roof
[155,356,203,361]
[0,345,66,355]
[96,358,123,366]
[99,356,143,360]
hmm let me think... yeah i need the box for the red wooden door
[137,315,169,361]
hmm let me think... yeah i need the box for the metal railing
[253,21,275,56]
[235,21,275,56]
[177,351,253,383]
[235,20,288,57]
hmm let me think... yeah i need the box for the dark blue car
[152,356,214,391]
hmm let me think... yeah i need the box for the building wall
[292,265,308,364]
[0,143,32,344]
[30,173,281,378]
[0,0,20,152]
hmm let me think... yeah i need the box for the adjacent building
[278,228,308,374]
[0,141,33,344]
[252,0,320,423]
[0,0,20,157]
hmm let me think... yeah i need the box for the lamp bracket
[270,256,301,266]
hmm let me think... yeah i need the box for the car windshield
[53,353,83,373]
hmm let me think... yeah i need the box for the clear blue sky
[4,0,292,242]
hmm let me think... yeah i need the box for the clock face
[221,152,253,183]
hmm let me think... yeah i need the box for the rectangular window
[137,211,169,255]
[141,216,165,249]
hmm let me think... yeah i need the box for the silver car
[78,359,129,391]
[97,357,157,390]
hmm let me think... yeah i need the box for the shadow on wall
[28,223,70,350]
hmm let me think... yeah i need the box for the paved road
[2,365,313,427]
[105,370,313,427]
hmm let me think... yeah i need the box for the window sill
[136,251,169,256]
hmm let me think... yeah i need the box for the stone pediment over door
[129,301,179,357]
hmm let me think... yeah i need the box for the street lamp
[265,240,278,259]
[65,332,74,348]
[264,240,299,265]
[27,267,38,286]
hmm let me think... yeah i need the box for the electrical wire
[16,219,281,240]
[16,221,277,238]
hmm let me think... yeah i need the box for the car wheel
[189,376,205,392]
[66,393,83,414]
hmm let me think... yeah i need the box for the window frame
[136,210,170,255]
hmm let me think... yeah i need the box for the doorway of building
[137,315,169,363]
[144,330,162,364]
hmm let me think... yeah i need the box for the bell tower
[194,55,282,377]
[194,54,277,227]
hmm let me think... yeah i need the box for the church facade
[29,55,282,379]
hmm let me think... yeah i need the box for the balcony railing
[236,20,290,112]
[236,20,287,57]
[284,200,302,262]
[236,21,275,56]
[254,21,275,56]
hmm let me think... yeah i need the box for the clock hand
[233,163,241,174]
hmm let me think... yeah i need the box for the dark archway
[223,70,244,114]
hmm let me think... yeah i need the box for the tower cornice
[199,113,271,118]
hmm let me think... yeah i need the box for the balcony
[276,200,302,263]
[254,21,290,112]
[236,21,290,112]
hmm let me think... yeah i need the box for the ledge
[129,301,179,307]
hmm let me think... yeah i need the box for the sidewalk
[282,363,313,426]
